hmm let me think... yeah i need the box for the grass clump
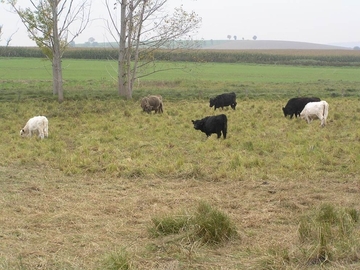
[258,204,360,269]
[100,248,131,270]
[149,201,237,245]
[149,214,190,237]
[193,201,237,244]
[298,204,360,265]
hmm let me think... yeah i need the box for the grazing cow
[300,100,329,127]
[282,97,321,119]
[192,114,227,139]
[209,92,237,110]
[141,95,163,114]
[20,116,49,139]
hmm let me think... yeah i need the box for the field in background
[1,56,360,269]
[1,57,360,102]
[1,46,360,66]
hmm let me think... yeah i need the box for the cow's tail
[222,114,228,139]
[322,101,329,126]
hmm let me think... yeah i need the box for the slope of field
[1,98,360,269]
[1,59,360,269]
[203,40,350,50]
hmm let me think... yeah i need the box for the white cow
[300,101,329,127]
[20,116,49,139]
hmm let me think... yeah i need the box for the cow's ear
[191,120,194,123]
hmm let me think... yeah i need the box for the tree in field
[0,25,2,41]
[6,0,91,103]
[233,35,237,40]
[227,34,231,40]
[253,35,257,40]
[105,0,201,99]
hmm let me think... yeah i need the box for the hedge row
[1,46,360,66]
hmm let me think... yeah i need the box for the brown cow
[141,95,163,114]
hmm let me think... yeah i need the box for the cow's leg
[318,114,325,127]
[217,132,221,138]
[39,130,44,139]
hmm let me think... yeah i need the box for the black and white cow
[282,97,321,119]
[209,92,237,110]
[192,114,227,139]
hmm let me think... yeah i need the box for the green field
[1,57,360,83]
[1,56,360,269]
[1,57,360,101]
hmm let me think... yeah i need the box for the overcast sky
[0,0,359,46]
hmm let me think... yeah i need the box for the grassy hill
[201,40,351,50]
[74,39,352,50]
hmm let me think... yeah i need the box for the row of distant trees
[227,35,257,41]
[0,0,201,102]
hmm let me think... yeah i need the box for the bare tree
[6,0,91,103]
[5,28,19,46]
[105,0,201,99]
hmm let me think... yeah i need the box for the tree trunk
[52,0,64,103]
[52,54,63,103]
[125,1,133,99]
[129,1,146,98]
[51,61,58,95]
[118,0,127,97]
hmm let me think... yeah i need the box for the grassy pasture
[1,57,360,269]
[1,57,360,101]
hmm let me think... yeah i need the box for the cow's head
[192,119,205,130]
[20,129,26,137]
[282,107,288,117]
[209,98,215,107]
[144,104,153,113]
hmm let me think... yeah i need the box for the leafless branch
[6,28,19,46]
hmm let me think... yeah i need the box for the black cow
[192,114,227,139]
[282,97,321,119]
[209,92,237,110]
